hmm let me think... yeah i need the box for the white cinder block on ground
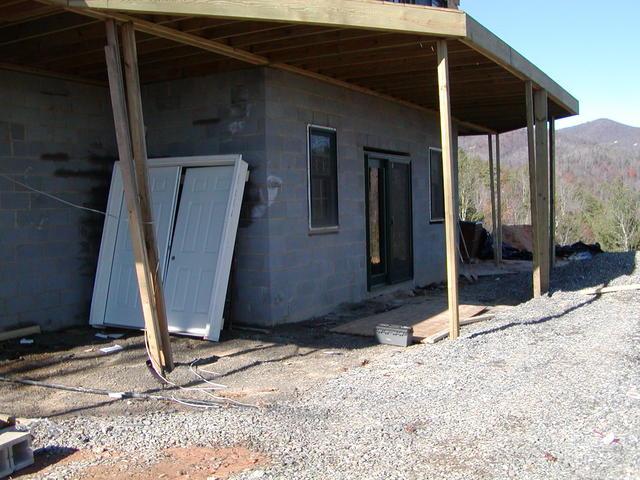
[0,431,34,474]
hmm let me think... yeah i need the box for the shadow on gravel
[11,447,79,478]
[0,327,145,362]
[0,337,148,379]
[468,251,637,339]
[549,251,637,294]
[468,296,598,339]
[46,399,123,419]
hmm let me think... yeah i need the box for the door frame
[90,155,247,342]
[364,152,414,290]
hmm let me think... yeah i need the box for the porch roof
[0,0,578,134]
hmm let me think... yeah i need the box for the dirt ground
[0,271,527,420]
[0,268,541,479]
[0,309,393,419]
[12,446,267,480]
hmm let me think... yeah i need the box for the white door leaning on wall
[90,155,248,341]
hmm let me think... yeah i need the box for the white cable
[195,365,221,376]
[189,360,226,389]
[143,333,253,408]
[0,173,113,217]
[0,172,154,224]
[168,396,220,409]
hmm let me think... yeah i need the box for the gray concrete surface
[0,70,116,332]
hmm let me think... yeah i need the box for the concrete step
[0,431,34,477]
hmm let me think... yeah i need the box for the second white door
[163,165,235,336]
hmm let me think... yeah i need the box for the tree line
[457,148,640,252]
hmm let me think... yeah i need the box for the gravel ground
[14,252,640,479]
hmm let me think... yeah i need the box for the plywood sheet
[330,301,486,341]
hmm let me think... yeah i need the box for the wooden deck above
[0,0,578,133]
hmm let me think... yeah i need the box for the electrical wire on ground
[0,376,257,409]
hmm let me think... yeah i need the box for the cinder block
[0,211,16,229]
[0,245,15,263]
[0,431,34,474]
[5,290,60,315]
[0,122,11,142]
[15,243,48,259]
[9,433,33,471]
[0,443,11,478]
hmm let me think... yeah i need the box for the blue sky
[461,0,640,128]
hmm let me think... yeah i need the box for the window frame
[306,124,339,233]
[428,147,445,223]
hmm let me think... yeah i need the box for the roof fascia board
[46,0,467,37]
[462,15,578,116]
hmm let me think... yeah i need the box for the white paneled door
[163,166,234,336]
[90,155,248,341]
[104,166,180,329]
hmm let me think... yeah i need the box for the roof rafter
[34,0,494,133]
[0,11,99,47]
[0,61,105,85]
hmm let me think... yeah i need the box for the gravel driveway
[13,252,640,479]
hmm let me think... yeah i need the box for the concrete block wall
[0,65,453,332]
[141,69,271,326]
[261,68,448,325]
[0,70,116,332]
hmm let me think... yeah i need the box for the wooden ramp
[330,301,487,343]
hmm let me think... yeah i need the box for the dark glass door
[365,154,413,289]
[388,161,413,283]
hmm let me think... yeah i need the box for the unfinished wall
[140,68,270,328]
[0,65,453,332]
[0,70,116,332]
[261,68,447,326]
[125,67,448,329]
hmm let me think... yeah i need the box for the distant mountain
[559,119,640,150]
[459,119,640,187]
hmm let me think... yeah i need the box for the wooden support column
[533,88,550,295]
[495,133,502,264]
[488,134,498,264]
[549,117,556,268]
[436,39,459,340]
[104,20,173,373]
[525,81,540,297]
[120,23,174,371]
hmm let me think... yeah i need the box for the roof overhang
[0,0,578,133]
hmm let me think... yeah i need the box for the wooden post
[525,81,540,297]
[104,20,173,373]
[436,39,459,340]
[495,133,502,264]
[549,117,556,268]
[488,134,498,264]
[534,88,550,295]
[120,23,174,371]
